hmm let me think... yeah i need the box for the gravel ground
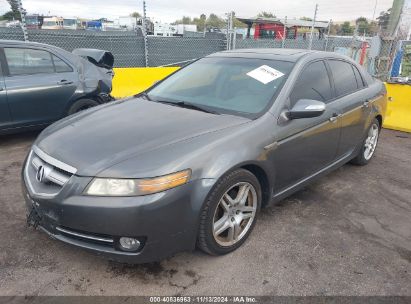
[0,129,410,296]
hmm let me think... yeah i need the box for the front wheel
[67,98,99,115]
[350,118,380,166]
[197,169,261,256]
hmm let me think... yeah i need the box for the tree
[356,16,369,35]
[7,0,19,12]
[2,11,20,21]
[257,11,276,18]
[377,9,391,30]
[130,12,141,18]
[341,21,354,35]
[3,0,21,21]
[206,13,225,28]
[300,16,313,21]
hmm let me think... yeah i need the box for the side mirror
[288,99,326,119]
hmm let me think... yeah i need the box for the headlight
[84,169,191,196]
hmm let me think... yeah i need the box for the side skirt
[269,152,354,205]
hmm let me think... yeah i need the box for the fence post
[226,12,233,50]
[308,3,318,50]
[282,16,287,48]
[233,27,237,50]
[17,0,28,42]
[324,19,332,51]
[142,0,149,67]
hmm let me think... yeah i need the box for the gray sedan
[23,49,387,263]
[0,40,114,134]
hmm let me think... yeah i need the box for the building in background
[154,22,177,36]
[63,18,78,30]
[25,15,45,29]
[42,17,63,30]
[118,16,137,31]
[86,20,103,31]
[237,16,329,39]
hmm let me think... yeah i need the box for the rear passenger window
[328,60,358,96]
[52,55,73,73]
[4,48,54,75]
[352,65,365,89]
[290,60,333,106]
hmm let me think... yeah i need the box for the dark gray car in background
[0,40,114,134]
[23,49,387,263]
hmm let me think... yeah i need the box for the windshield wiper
[136,92,152,100]
[155,100,220,115]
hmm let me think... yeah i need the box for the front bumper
[22,171,214,263]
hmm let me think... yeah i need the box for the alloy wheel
[364,123,379,160]
[212,182,258,247]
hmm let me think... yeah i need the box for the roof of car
[207,48,339,62]
[0,39,51,47]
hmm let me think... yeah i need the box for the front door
[2,47,77,127]
[271,60,341,193]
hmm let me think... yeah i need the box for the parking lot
[0,129,410,296]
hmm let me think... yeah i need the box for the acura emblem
[36,166,45,183]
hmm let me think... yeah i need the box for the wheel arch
[203,161,273,209]
[240,164,271,207]
[375,114,383,129]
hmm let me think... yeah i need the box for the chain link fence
[0,26,399,80]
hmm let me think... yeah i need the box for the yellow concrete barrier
[384,83,411,133]
[112,68,410,133]
[111,67,179,99]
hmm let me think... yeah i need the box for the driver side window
[290,61,333,107]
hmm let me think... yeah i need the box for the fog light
[119,237,141,251]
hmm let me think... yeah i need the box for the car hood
[36,98,249,176]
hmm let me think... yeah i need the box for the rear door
[0,56,11,129]
[2,46,78,127]
[327,59,371,157]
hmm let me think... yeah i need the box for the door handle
[329,113,341,123]
[363,100,370,108]
[57,80,73,85]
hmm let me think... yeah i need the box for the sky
[0,0,395,23]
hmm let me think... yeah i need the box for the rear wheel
[197,169,261,255]
[351,118,380,166]
[67,98,99,115]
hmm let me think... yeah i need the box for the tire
[350,118,380,166]
[197,169,262,256]
[67,99,99,115]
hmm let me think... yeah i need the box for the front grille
[24,146,77,197]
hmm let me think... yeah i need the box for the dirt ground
[0,129,410,296]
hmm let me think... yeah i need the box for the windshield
[147,57,293,118]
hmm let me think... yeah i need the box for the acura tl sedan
[23,49,386,263]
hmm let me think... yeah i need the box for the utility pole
[308,3,318,50]
[142,0,148,67]
[17,0,28,42]
[372,0,378,20]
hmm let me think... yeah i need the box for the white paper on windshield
[246,65,285,84]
